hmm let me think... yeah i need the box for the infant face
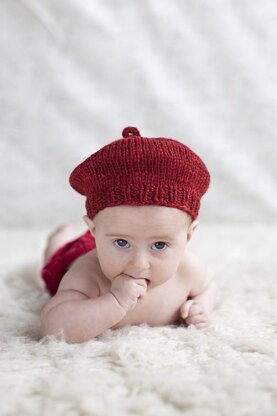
[89,205,190,287]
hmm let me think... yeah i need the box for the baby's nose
[129,251,150,272]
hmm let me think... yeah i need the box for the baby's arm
[180,252,219,328]
[40,260,147,343]
[41,289,125,343]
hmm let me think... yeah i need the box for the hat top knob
[122,126,141,138]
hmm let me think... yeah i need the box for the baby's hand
[110,274,148,312]
[180,299,211,329]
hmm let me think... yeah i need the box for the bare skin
[43,224,75,263]
[41,206,218,343]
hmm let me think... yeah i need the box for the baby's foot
[44,224,75,263]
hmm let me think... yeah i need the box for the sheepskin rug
[1,224,276,416]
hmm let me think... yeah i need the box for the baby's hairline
[89,204,193,227]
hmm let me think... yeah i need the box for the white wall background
[1,0,277,227]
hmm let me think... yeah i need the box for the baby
[40,126,218,343]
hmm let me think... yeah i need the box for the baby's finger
[136,278,148,288]
[195,323,209,329]
[138,285,147,298]
[186,314,207,326]
[187,304,203,317]
[180,299,194,319]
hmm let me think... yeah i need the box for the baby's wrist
[109,291,129,314]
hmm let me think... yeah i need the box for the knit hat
[69,126,210,221]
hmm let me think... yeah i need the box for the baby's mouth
[128,275,150,286]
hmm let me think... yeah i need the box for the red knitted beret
[69,126,210,220]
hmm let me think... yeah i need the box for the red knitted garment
[42,127,210,296]
[41,231,95,296]
[70,126,210,220]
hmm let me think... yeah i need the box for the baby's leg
[43,224,75,265]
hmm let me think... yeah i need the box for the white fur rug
[1,225,277,416]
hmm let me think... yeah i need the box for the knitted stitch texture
[69,126,210,220]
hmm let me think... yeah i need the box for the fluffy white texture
[1,225,276,415]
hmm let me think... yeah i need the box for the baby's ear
[187,220,199,242]
[83,215,96,236]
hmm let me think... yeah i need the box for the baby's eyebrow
[148,235,174,240]
[105,233,131,238]
[105,233,174,240]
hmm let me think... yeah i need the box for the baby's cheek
[152,266,173,285]
[98,257,119,280]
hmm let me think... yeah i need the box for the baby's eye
[114,239,130,248]
[151,241,167,251]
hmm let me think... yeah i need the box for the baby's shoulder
[180,249,205,271]
[57,250,105,298]
[178,249,213,292]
